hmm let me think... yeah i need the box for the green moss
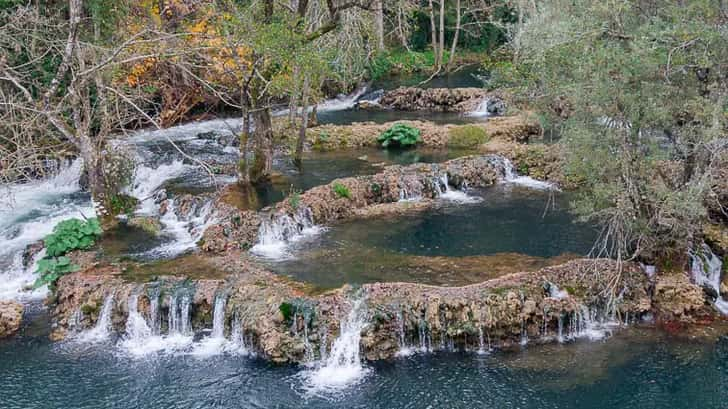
[447,125,490,148]
[80,302,99,316]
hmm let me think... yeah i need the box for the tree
[502,0,728,264]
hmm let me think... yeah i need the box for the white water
[0,160,93,302]
[498,157,556,190]
[303,297,369,392]
[434,173,482,204]
[691,244,728,315]
[128,160,190,215]
[190,295,230,358]
[317,86,369,112]
[76,293,115,343]
[251,207,324,259]
[141,198,216,259]
[124,118,242,145]
[466,98,492,118]
[119,292,194,358]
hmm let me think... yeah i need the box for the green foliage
[33,257,79,289]
[332,182,351,199]
[447,125,489,147]
[44,218,102,257]
[370,182,382,196]
[378,124,422,148]
[508,0,727,261]
[108,194,139,216]
[369,50,449,80]
[288,186,302,209]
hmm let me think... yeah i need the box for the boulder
[0,301,23,338]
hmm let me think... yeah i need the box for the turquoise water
[262,185,598,287]
[1,322,727,409]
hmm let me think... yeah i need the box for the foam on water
[466,98,492,118]
[251,207,324,259]
[498,157,557,190]
[125,118,242,145]
[302,297,369,393]
[0,159,93,302]
[76,293,115,344]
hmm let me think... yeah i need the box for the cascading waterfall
[394,310,415,357]
[251,206,322,259]
[433,172,482,203]
[493,156,555,190]
[211,295,227,339]
[691,244,728,315]
[304,296,369,391]
[77,293,115,343]
[466,98,492,117]
[1,159,92,302]
[191,294,230,357]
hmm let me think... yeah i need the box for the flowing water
[2,320,727,408]
[261,185,597,288]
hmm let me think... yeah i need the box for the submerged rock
[0,301,23,338]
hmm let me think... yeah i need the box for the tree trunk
[375,0,385,51]
[397,4,409,50]
[78,137,109,216]
[446,0,460,72]
[294,74,311,166]
[250,108,274,184]
[428,0,438,60]
[238,107,252,186]
[437,0,445,70]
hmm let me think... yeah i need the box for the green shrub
[33,256,79,289]
[44,218,102,257]
[332,182,351,199]
[447,125,489,148]
[288,186,302,209]
[378,124,422,148]
[108,194,139,216]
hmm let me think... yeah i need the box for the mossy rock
[447,125,490,148]
[127,216,163,236]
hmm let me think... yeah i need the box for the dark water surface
[2,325,727,409]
[262,185,598,288]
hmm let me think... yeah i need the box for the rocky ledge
[200,154,511,252]
[377,87,504,114]
[305,114,541,150]
[48,254,719,363]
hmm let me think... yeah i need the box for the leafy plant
[44,218,102,257]
[33,256,79,289]
[332,182,351,199]
[377,124,421,149]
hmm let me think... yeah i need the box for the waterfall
[691,244,728,315]
[251,207,322,259]
[190,294,231,357]
[494,157,555,190]
[303,296,369,391]
[394,310,415,357]
[229,313,250,355]
[433,172,482,204]
[125,293,152,341]
[0,159,92,302]
[77,293,115,343]
[211,295,227,339]
[476,326,487,355]
[466,98,492,117]
[148,288,160,335]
